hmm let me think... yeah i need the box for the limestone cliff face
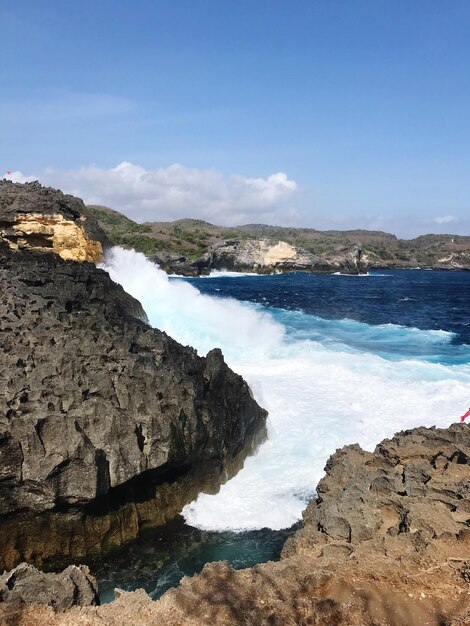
[0,180,107,262]
[210,239,367,274]
[0,244,266,567]
[2,212,103,262]
[435,251,470,270]
[153,238,368,276]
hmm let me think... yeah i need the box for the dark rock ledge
[0,424,469,625]
[0,183,267,570]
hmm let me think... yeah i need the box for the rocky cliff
[3,424,468,625]
[0,183,267,569]
[0,181,107,262]
[87,207,470,273]
[152,239,366,276]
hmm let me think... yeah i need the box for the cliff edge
[0,183,267,569]
[153,238,366,276]
[0,180,107,262]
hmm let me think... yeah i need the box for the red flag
[6,171,11,176]
[460,407,470,423]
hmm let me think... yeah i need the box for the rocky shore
[1,424,468,625]
[1,181,469,625]
[152,238,367,276]
[0,181,267,569]
[87,206,470,274]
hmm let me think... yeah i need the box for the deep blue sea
[94,253,470,603]
[190,269,470,357]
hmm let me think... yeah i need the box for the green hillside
[87,205,470,268]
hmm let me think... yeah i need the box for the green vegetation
[87,204,470,268]
[87,206,152,234]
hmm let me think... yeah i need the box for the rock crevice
[1,424,469,625]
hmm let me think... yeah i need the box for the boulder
[152,238,368,275]
[0,563,98,611]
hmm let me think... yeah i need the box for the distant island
[87,204,470,275]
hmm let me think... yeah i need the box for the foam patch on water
[101,247,470,531]
[205,270,266,278]
[333,271,392,277]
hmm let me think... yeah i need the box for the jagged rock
[1,424,468,625]
[0,180,108,262]
[0,563,98,611]
[0,183,267,567]
[282,424,470,563]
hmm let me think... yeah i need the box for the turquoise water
[89,517,295,603]
[95,252,470,601]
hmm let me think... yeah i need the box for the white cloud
[7,162,300,226]
[434,215,458,225]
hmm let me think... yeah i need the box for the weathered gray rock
[283,423,470,563]
[0,563,98,611]
[0,246,266,511]
[152,238,367,276]
[0,183,267,566]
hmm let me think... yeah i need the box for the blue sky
[2,1,470,236]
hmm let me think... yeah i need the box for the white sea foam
[101,247,470,531]
[204,270,265,278]
[332,271,394,277]
[101,247,283,361]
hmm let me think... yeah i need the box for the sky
[1,0,470,237]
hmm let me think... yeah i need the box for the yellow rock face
[2,213,102,263]
[261,240,297,266]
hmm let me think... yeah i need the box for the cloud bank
[8,162,300,226]
[6,164,468,237]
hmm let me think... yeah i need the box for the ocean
[93,248,470,602]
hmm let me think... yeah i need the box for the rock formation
[0,181,107,262]
[88,207,470,274]
[434,251,470,270]
[282,423,470,561]
[2,424,467,625]
[152,239,367,276]
[0,182,267,569]
[0,563,98,612]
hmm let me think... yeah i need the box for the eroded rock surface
[153,238,367,276]
[0,184,267,568]
[0,181,106,262]
[283,424,470,564]
[3,425,467,625]
[211,239,366,274]
[0,563,98,612]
